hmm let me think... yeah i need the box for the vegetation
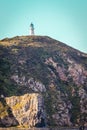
[0,35,87,126]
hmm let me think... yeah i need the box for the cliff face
[0,36,87,127]
[0,93,45,127]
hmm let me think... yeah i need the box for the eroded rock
[0,93,46,128]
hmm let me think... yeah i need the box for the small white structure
[30,23,34,35]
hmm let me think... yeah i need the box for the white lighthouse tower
[30,23,34,35]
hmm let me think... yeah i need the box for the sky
[0,0,87,53]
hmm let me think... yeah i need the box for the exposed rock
[79,88,87,113]
[11,76,46,92]
[68,61,87,85]
[0,116,18,127]
[45,57,67,81]
[0,93,46,127]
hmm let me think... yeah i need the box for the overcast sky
[0,0,87,53]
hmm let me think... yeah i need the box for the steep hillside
[0,36,87,127]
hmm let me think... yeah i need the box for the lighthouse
[30,23,34,35]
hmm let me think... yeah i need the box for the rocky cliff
[0,36,87,127]
[0,93,45,127]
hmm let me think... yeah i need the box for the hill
[0,36,87,127]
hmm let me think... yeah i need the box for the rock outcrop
[0,97,19,127]
[0,93,46,127]
[11,76,46,92]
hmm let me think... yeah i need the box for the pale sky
[0,0,87,53]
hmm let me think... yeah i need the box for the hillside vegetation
[0,36,87,127]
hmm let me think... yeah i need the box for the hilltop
[0,36,87,127]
